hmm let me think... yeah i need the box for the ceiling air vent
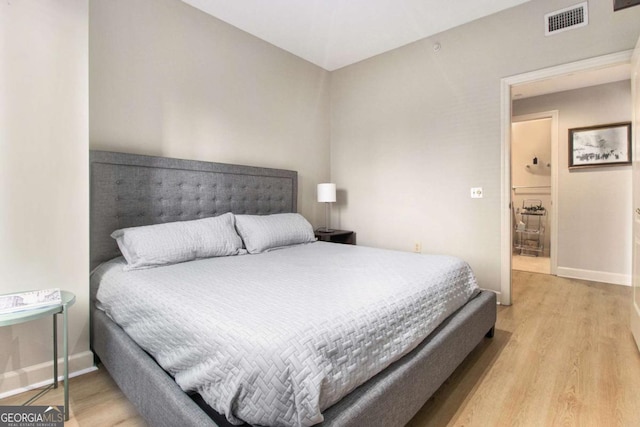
[545,2,588,36]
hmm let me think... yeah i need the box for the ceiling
[179,1,631,95]
[181,0,530,71]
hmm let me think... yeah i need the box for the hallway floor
[512,254,550,274]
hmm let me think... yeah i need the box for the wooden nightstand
[315,229,356,245]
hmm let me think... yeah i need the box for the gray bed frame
[90,150,496,427]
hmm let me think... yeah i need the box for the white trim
[500,50,634,306]
[0,350,96,399]
[512,111,559,275]
[630,36,640,353]
[500,78,513,306]
[556,267,631,287]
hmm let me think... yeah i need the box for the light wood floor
[2,271,639,426]
[512,255,551,275]
[409,271,640,427]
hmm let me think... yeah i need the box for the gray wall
[514,81,632,283]
[90,0,332,226]
[330,1,640,291]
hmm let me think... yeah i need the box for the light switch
[471,187,483,198]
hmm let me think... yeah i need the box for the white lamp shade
[317,183,336,202]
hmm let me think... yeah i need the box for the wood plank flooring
[2,271,639,426]
[409,271,640,427]
[0,368,144,426]
[512,255,551,275]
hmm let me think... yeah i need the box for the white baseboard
[0,350,96,399]
[556,267,631,286]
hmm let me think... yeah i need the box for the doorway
[499,50,634,306]
[511,113,557,275]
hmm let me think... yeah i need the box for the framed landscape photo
[568,122,632,169]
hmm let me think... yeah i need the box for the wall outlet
[414,242,422,253]
[471,187,483,198]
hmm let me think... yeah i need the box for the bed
[89,150,496,427]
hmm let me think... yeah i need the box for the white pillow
[111,213,244,270]
[235,213,315,254]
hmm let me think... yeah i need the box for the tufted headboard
[90,150,298,271]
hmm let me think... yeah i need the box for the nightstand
[0,290,75,421]
[315,229,356,245]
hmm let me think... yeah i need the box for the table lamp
[317,183,336,232]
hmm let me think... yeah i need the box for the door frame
[511,111,559,275]
[500,50,634,306]
[630,36,640,352]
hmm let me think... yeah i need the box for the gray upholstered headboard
[90,150,298,271]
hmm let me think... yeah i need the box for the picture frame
[614,0,640,12]
[568,122,632,169]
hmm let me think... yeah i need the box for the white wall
[89,0,331,226]
[330,0,640,292]
[514,81,632,284]
[0,0,91,396]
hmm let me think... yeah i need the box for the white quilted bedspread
[94,242,478,427]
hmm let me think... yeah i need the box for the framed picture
[568,122,632,169]
[614,0,640,12]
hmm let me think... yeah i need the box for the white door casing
[500,50,634,306]
[630,35,640,353]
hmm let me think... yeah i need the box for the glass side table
[0,290,76,421]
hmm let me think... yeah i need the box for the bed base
[92,290,496,427]
[89,151,497,426]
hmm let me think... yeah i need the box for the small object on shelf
[0,288,62,315]
[522,203,545,214]
[525,160,550,169]
[315,229,356,245]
